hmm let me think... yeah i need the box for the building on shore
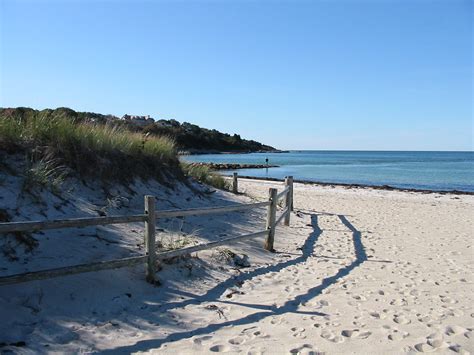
[121,114,155,127]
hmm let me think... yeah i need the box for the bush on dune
[181,162,229,190]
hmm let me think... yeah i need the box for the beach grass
[0,108,179,182]
[180,162,229,190]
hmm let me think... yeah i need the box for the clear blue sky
[1,0,472,151]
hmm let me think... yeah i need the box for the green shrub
[180,162,229,190]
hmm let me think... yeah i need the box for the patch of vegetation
[181,162,229,190]
[213,248,250,268]
[0,107,266,192]
[214,247,236,262]
[22,153,67,194]
[142,119,276,153]
[160,233,196,251]
[0,107,180,183]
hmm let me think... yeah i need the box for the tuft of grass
[160,232,196,251]
[23,155,67,194]
[213,247,236,262]
[180,162,229,190]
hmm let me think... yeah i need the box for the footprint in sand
[341,329,359,338]
[341,329,372,339]
[289,344,321,355]
[440,296,458,304]
[352,319,366,328]
[291,327,306,339]
[449,344,471,354]
[320,330,344,343]
[414,334,450,353]
[417,315,433,323]
[388,330,410,341]
[446,309,464,317]
[393,315,411,325]
[324,321,341,327]
[414,343,437,352]
[209,344,232,352]
[246,346,267,355]
[252,330,270,339]
[427,331,444,342]
[426,338,446,349]
[390,298,408,306]
[228,337,245,345]
[369,311,387,320]
[270,317,283,325]
[358,331,372,339]
[193,335,213,345]
[445,325,466,336]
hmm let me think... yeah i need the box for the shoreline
[228,174,474,195]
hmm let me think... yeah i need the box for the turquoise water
[184,151,474,192]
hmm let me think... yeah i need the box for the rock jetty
[189,162,279,170]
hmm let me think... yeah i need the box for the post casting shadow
[101,213,367,354]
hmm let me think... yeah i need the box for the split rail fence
[0,175,294,286]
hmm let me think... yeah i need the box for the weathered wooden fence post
[144,195,157,284]
[232,172,238,193]
[284,176,293,226]
[264,188,278,251]
[289,175,294,211]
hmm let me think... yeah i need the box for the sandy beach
[1,177,473,354]
[188,178,473,355]
[138,179,474,354]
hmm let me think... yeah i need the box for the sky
[0,0,472,151]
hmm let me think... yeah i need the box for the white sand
[186,178,473,355]
[1,172,473,354]
[141,179,474,354]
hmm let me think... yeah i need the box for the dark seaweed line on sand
[229,175,474,195]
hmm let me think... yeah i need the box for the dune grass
[23,154,67,194]
[0,108,179,182]
[180,162,229,190]
[0,107,233,192]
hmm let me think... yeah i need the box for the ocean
[183,151,474,192]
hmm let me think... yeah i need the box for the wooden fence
[0,176,294,286]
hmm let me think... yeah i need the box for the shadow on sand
[101,213,367,354]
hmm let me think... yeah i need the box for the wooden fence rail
[0,176,294,286]
[0,215,147,234]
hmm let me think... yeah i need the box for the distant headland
[0,107,281,154]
